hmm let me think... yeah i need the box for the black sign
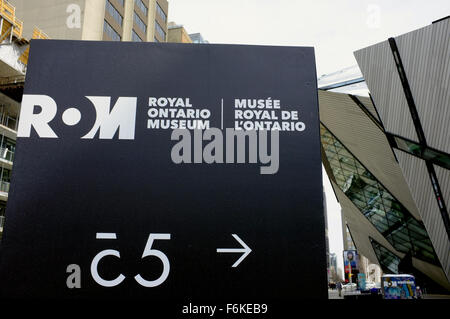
[0,40,325,301]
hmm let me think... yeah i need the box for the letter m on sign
[82,96,137,140]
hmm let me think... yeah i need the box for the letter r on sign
[17,94,58,138]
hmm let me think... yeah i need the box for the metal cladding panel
[412,257,450,291]
[359,95,380,122]
[434,164,450,219]
[395,19,450,154]
[330,180,400,264]
[354,41,419,142]
[394,150,450,280]
[319,90,421,220]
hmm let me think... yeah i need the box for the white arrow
[216,234,252,268]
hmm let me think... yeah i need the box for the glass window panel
[106,0,123,26]
[320,124,439,266]
[392,134,450,170]
[347,189,367,202]
[412,240,435,253]
[353,161,365,174]
[103,20,121,41]
[132,30,143,42]
[418,250,436,262]
[369,216,389,233]
[372,239,400,274]
[392,241,413,253]
[339,160,357,172]
[156,2,167,23]
[362,176,375,187]
[406,227,428,241]
[332,168,344,179]
[352,199,367,211]
[366,193,383,208]
[155,21,166,41]
[359,175,378,187]
[386,213,402,226]
[361,170,374,179]
[424,149,450,169]
[334,173,347,186]
[407,220,429,237]
[136,0,148,16]
[327,154,339,164]
[134,11,147,33]
[391,229,411,244]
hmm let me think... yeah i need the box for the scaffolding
[0,0,23,41]
[18,27,49,65]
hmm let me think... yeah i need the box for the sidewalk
[328,289,344,299]
[423,294,450,299]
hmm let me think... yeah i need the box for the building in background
[324,191,330,281]
[189,32,208,44]
[328,253,342,284]
[318,65,368,97]
[9,0,168,42]
[0,0,50,240]
[167,22,192,43]
[360,255,382,285]
[319,17,450,293]
[329,253,337,273]
[166,22,209,45]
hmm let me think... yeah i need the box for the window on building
[155,21,166,41]
[320,123,438,266]
[106,0,123,26]
[345,225,357,250]
[0,136,15,162]
[103,20,121,41]
[0,167,12,193]
[132,30,143,42]
[136,0,148,17]
[387,133,450,170]
[370,238,401,274]
[134,11,147,33]
[156,2,167,23]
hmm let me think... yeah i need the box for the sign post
[0,40,325,303]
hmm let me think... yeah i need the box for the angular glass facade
[370,238,401,274]
[320,124,438,266]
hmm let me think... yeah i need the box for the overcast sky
[166,0,450,277]
[168,0,450,75]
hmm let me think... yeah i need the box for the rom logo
[17,94,137,140]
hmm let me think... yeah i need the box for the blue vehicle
[381,274,416,299]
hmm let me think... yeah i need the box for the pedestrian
[416,286,423,299]
[337,281,343,297]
